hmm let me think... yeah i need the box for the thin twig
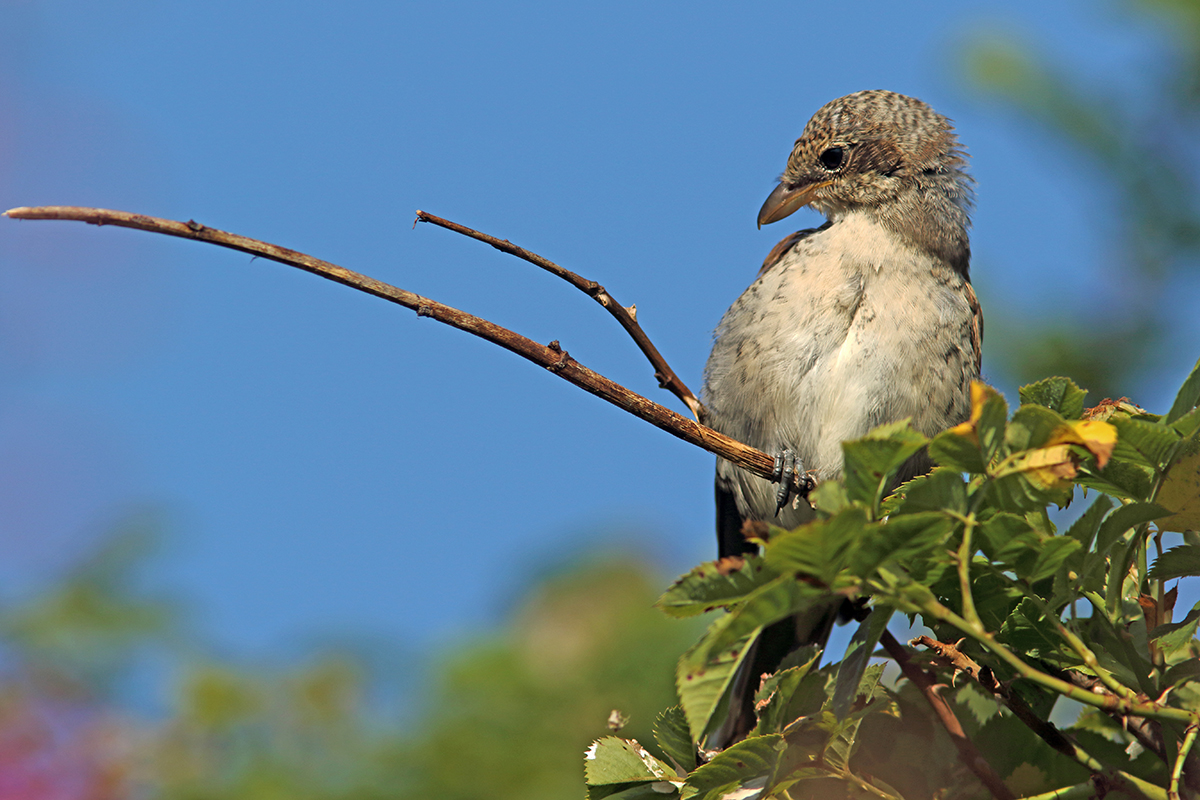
[879,631,1014,800]
[414,210,705,421]
[3,206,799,493]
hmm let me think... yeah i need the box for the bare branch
[414,210,705,421]
[4,205,789,488]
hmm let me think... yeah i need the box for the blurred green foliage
[0,547,699,799]
[960,0,1200,399]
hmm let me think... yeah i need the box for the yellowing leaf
[947,381,1001,441]
[1158,442,1200,533]
[1048,419,1117,468]
[997,444,1079,489]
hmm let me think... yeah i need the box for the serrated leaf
[653,707,696,773]
[1019,376,1087,419]
[1149,544,1200,581]
[1112,416,1181,472]
[676,629,756,742]
[941,382,1009,471]
[1064,495,1114,552]
[695,577,829,668]
[585,737,678,786]
[763,508,868,584]
[682,735,784,800]
[1149,602,1200,662]
[977,512,1039,567]
[1076,458,1154,500]
[852,512,955,578]
[807,481,850,516]
[658,557,778,618]
[1157,437,1200,533]
[753,651,823,735]
[1005,405,1068,452]
[831,610,889,721]
[1095,502,1169,557]
[842,421,929,512]
[895,468,968,515]
[823,664,887,769]
[929,427,987,473]
[996,599,1080,669]
[1172,406,1200,439]
[1028,537,1082,583]
[1166,355,1200,424]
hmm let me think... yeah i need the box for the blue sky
[1,0,1195,671]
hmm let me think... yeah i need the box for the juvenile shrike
[700,90,983,746]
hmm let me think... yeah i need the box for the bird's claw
[772,449,806,514]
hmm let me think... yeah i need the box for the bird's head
[758,90,973,228]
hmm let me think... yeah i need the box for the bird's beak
[757,179,829,228]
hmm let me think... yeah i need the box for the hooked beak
[757,179,830,228]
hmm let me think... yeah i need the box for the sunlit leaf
[584,737,678,786]
[653,707,696,773]
[1019,376,1087,419]
[657,557,778,618]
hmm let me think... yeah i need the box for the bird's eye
[818,146,845,171]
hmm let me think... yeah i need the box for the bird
[699,90,983,747]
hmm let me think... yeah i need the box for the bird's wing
[758,222,831,276]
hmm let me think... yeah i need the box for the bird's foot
[772,449,813,514]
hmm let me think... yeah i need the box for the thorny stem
[910,636,1107,774]
[979,572,1137,703]
[1171,724,1200,800]
[880,631,1014,800]
[1020,772,1167,800]
[877,570,1198,726]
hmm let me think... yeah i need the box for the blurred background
[1,0,1199,796]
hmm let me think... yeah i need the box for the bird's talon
[773,449,803,514]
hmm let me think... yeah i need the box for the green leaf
[997,599,1081,670]
[653,707,696,773]
[841,421,928,512]
[1064,495,1114,552]
[1111,416,1181,472]
[764,508,869,584]
[1006,404,1068,451]
[807,480,850,516]
[1095,502,1169,557]
[895,468,968,515]
[676,629,756,742]
[1166,355,1200,424]
[1172,406,1200,439]
[1028,537,1082,583]
[1150,602,1200,662]
[1076,458,1154,500]
[682,735,784,800]
[1019,376,1087,419]
[831,611,889,720]
[852,512,955,578]
[977,512,1039,568]
[929,427,987,473]
[976,387,1011,466]
[696,577,829,664]
[823,664,888,769]
[657,557,777,618]
[584,737,678,786]
[1157,436,1200,533]
[753,650,824,735]
[1149,544,1200,581]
